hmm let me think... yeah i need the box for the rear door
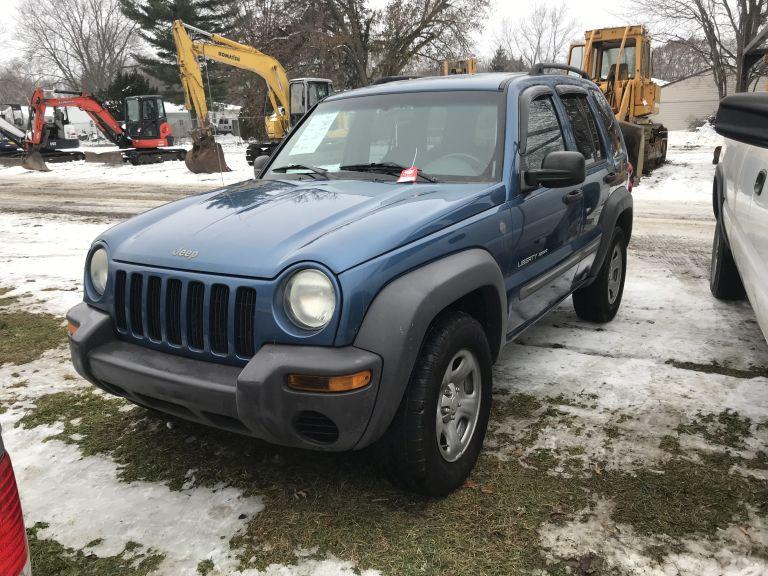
[507,86,585,329]
[557,88,613,280]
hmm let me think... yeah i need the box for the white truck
[711,91,768,340]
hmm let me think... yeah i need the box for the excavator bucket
[84,150,124,165]
[21,151,50,172]
[185,130,231,174]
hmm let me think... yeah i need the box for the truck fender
[352,248,506,448]
[589,186,633,278]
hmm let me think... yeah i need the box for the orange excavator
[23,88,186,171]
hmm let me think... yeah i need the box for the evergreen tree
[489,45,510,72]
[100,69,153,120]
[119,0,240,102]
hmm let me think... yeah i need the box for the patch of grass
[492,393,542,419]
[197,559,214,575]
[27,523,164,576]
[0,286,18,307]
[20,390,591,574]
[546,393,596,410]
[594,456,767,538]
[676,409,752,449]
[0,310,66,365]
[20,388,768,575]
[659,435,681,454]
[666,359,768,380]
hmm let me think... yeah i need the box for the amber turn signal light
[287,370,372,393]
[67,320,79,336]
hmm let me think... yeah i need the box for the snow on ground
[2,127,768,575]
[0,139,254,187]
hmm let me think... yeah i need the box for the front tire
[573,227,627,322]
[710,217,745,299]
[380,312,492,497]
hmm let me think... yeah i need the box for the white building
[652,69,736,130]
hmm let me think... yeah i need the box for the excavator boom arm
[172,20,291,134]
[27,88,126,147]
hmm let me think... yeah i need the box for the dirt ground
[1,130,768,576]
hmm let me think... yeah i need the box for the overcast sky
[2,0,633,65]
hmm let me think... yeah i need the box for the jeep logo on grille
[172,248,199,260]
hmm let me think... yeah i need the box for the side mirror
[524,150,586,188]
[252,155,270,178]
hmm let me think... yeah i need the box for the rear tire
[710,218,745,299]
[379,312,492,497]
[573,227,627,322]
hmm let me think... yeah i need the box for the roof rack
[372,75,422,85]
[529,62,590,80]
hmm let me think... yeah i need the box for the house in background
[652,69,737,130]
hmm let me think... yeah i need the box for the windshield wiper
[339,162,439,183]
[271,164,329,179]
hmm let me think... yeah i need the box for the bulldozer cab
[569,26,667,180]
[569,26,659,121]
[124,95,168,142]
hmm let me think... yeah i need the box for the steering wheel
[430,152,485,173]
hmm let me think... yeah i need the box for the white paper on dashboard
[289,111,339,155]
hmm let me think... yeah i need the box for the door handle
[563,189,583,204]
[755,170,766,196]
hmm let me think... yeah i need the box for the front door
[507,89,585,331]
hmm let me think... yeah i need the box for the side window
[561,94,605,164]
[590,89,624,157]
[523,96,565,171]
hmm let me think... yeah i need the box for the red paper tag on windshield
[397,166,419,183]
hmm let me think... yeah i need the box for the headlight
[89,247,108,296]
[284,269,336,330]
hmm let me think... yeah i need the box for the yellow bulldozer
[569,26,668,178]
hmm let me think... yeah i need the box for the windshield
[264,91,505,183]
[599,43,636,80]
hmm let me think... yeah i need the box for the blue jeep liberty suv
[68,65,633,496]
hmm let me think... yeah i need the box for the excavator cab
[269,78,333,136]
[123,95,173,149]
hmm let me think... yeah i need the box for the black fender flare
[589,186,633,278]
[352,248,507,448]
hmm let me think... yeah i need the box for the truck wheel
[380,312,492,496]
[710,218,745,299]
[573,227,627,322]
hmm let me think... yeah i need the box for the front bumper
[67,303,382,451]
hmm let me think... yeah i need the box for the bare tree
[17,0,137,94]
[497,3,579,68]
[306,0,489,87]
[0,59,55,103]
[635,0,768,95]
[652,38,710,81]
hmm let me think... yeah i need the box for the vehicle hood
[102,178,505,278]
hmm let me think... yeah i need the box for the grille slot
[234,287,256,358]
[165,279,182,345]
[210,284,229,354]
[187,281,205,350]
[114,271,127,331]
[146,276,162,341]
[129,273,143,335]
